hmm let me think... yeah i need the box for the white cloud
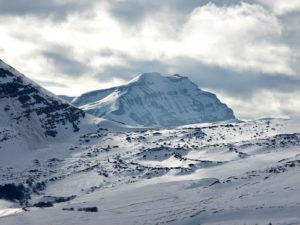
[166,3,294,75]
[1,2,295,81]
[255,0,300,15]
[218,89,300,120]
[0,1,299,119]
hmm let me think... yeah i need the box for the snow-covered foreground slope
[71,73,235,127]
[1,118,299,225]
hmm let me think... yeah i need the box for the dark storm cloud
[0,0,96,20]
[165,0,256,11]
[109,1,149,25]
[279,11,300,75]
[280,11,300,46]
[94,57,168,82]
[169,57,300,98]
[108,0,256,25]
[43,49,90,77]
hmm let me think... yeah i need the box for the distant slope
[71,73,235,127]
[58,95,75,103]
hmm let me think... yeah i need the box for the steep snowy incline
[0,59,86,149]
[71,73,235,127]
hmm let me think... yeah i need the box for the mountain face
[71,73,235,127]
[0,59,85,144]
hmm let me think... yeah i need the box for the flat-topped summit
[133,72,186,81]
[70,72,235,127]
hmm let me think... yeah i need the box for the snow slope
[1,118,299,225]
[71,73,235,127]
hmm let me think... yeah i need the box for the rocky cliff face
[71,72,235,127]
[0,59,85,143]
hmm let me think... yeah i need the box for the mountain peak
[129,72,164,84]
[71,73,235,127]
[135,72,187,82]
[172,73,185,79]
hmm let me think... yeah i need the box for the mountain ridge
[0,59,86,147]
[70,72,235,127]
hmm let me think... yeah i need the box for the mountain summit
[71,72,235,127]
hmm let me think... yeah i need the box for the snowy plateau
[0,59,300,225]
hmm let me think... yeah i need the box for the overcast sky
[0,0,299,119]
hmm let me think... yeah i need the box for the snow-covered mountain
[70,73,235,127]
[1,61,300,225]
[0,59,85,150]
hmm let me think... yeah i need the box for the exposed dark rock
[0,60,85,138]
[78,207,98,212]
[0,183,30,205]
[34,201,53,208]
